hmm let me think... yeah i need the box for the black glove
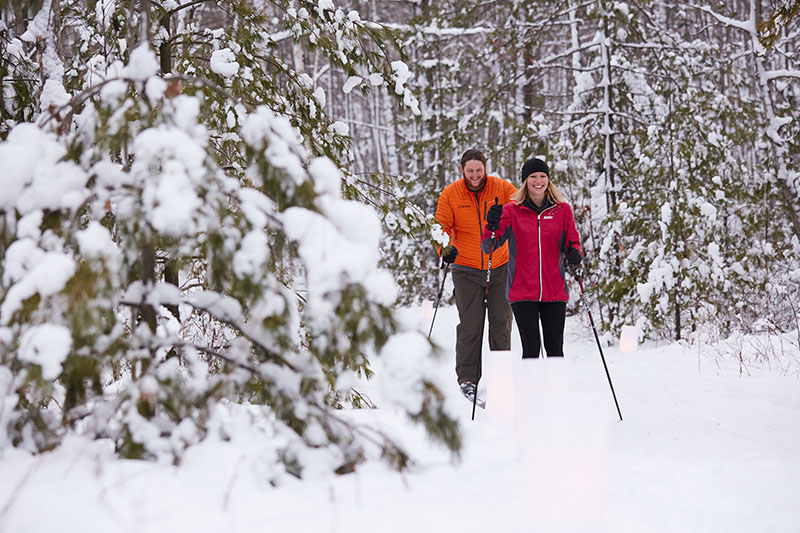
[486,204,503,231]
[565,246,582,265]
[442,245,458,264]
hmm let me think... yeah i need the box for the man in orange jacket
[435,149,516,404]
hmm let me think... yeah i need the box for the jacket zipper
[536,204,558,301]
[537,214,543,300]
[475,192,484,270]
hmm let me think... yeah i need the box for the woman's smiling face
[526,172,549,202]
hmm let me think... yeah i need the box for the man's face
[462,159,486,192]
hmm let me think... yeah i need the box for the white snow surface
[390,61,421,114]
[18,323,72,380]
[125,45,159,81]
[0,245,76,324]
[241,107,307,185]
[233,230,269,277]
[282,197,384,300]
[40,78,71,109]
[0,305,798,532]
[210,48,240,78]
[0,124,80,213]
[75,222,121,265]
[343,75,362,94]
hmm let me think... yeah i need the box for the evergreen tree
[0,0,459,476]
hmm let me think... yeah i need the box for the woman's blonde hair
[511,176,565,205]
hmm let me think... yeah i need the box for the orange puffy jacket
[435,175,517,270]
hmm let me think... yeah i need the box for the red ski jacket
[481,201,581,303]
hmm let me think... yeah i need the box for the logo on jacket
[543,215,554,220]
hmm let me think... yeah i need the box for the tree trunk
[139,240,157,333]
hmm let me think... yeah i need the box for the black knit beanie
[520,158,549,182]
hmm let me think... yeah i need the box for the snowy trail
[1,305,799,532]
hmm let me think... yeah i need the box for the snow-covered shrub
[0,0,459,477]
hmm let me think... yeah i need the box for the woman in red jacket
[481,158,582,358]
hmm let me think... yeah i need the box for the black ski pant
[452,264,512,385]
[510,301,567,358]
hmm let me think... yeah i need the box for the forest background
[0,0,798,477]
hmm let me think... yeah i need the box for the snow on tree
[0,0,459,478]
[386,0,799,341]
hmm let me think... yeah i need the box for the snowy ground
[1,303,799,533]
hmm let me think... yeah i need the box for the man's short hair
[460,148,487,168]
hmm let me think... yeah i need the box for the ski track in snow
[0,305,798,533]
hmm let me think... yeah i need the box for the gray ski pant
[452,263,512,385]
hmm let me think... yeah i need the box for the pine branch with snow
[0,0,460,480]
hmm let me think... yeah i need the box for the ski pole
[573,267,623,421]
[428,259,453,339]
[473,197,498,420]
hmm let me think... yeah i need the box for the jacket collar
[521,197,553,214]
